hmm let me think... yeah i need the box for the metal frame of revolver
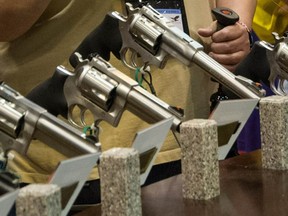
[0,83,100,161]
[63,53,183,133]
[111,3,266,99]
[259,32,288,95]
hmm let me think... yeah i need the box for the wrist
[238,21,254,48]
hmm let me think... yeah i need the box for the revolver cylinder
[77,65,118,111]
[0,98,24,138]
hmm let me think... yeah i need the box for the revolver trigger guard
[121,47,134,70]
[67,104,89,129]
[269,74,285,96]
[278,78,288,96]
[121,47,143,70]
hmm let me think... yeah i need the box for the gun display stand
[209,98,259,160]
[132,118,174,185]
[0,188,19,216]
[180,119,220,200]
[260,96,288,169]
[16,152,100,216]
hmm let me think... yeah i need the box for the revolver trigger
[121,47,138,70]
[67,104,89,129]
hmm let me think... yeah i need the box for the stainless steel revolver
[110,3,265,99]
[0,83,100,161]
[62,53,183,132]
[259,32,288,95]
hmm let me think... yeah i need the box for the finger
[211,58,238,72]
[221,64,238,73]
[209,51,248,68]
[212,23,246,43]
[210,36,250,55]
[197,21,217,37]
[209,51,239,72]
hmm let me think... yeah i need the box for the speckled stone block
[260,96,288,170]
[16,184,61,216]
[100,147,141,216]
[180,119,220,200]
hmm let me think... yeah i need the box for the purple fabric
[237,83,274,152]
[237,109,261,152]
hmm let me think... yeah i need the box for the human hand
[198,20,251,72]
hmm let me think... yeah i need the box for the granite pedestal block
[180,119,220,200]
[100,147,141,216]
[16,184,61,216]
[260,96,288,170]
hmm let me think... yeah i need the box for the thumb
[197,21,217,37]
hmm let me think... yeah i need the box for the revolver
[110,3,265,99]
[0,83,100,164]
[233,32,288,97]
[61,53,183,132]
[259,32,288,95]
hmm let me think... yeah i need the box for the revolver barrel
[192,50,262,99]
[126,85,183,132]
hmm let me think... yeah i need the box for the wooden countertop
[75,150,288,216]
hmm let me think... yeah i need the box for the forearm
[216,0,257,29]
[0,0,52,41]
